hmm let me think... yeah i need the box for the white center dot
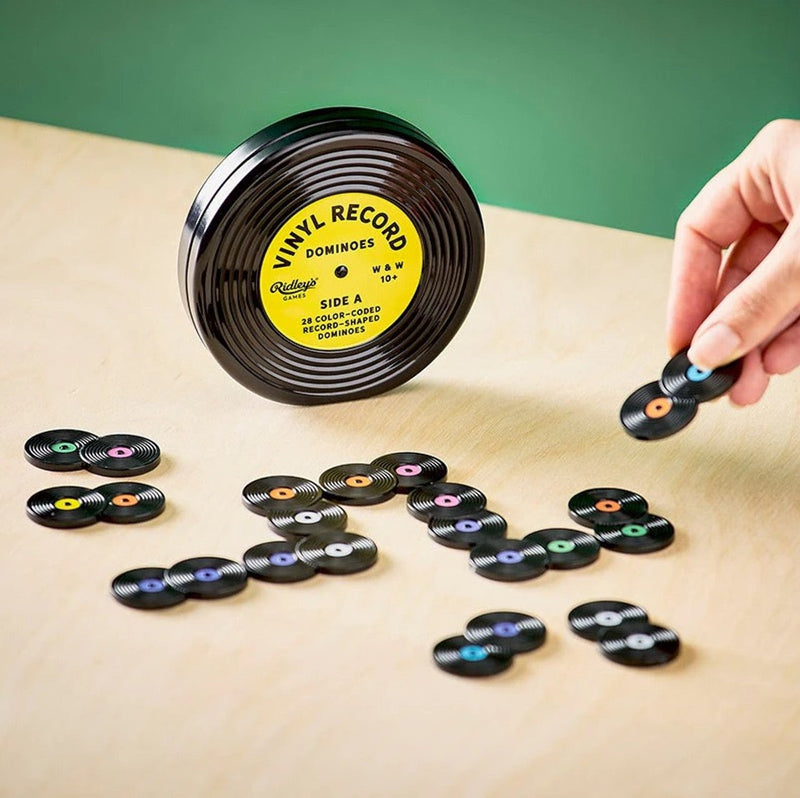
[324,543,353,558]
[626,633,655,650]
[596,611,624,627]
[296,511,323,524]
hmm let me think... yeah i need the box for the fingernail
[688,323,742,370]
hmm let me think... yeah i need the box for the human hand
[666,119,800,405]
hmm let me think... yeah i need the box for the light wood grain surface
[1,118,799,798]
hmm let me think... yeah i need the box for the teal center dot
[51,441,77,453]
[621,524,648,537]
[547,540,575,553]
[459,645,488,662]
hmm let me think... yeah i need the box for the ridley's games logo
[270,278,318,295]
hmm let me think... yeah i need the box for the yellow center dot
[54,497,81,511]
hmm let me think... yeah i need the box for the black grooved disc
[593,514,675,554]
[427,510,507,550]
[242,475,323,515]
[522,528,600,570]
[370,452,448,493]
[24,429,97,471]
[295,531,378,575]
[179,107,484,406]
[469,538,548,582]
[26,486,107,529]
[164,557,248,599]
[96,482,166,524]
[243,541,317,583]
[598,621,681,667]
[407,482,487,521]
[620,381,698,441]
[432,635,513,678]
[464,612,546,654]
[111,567,187,609]
[79,434,161,477]
[660,348,743,402]
[568,601,649,641]
[318,463,397,506]
[266,500,347,537]
[568,487,649,528]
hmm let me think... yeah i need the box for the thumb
[688,218,800,370]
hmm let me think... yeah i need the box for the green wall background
[1,0,798,237]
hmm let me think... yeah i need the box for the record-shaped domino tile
[266,500,347,537]
[660,348,742,402]
[370,452,447,493]
[593,514,675,554]
[407,482,487,521]
[242,475,323,516]
[568,487,649,528]
[568,601,649,641]
[620,381,698,441]
[26,485,107,529]
[96,482,166,524]
[79,434,161,477]
[597,621,680,667]
[164,557,248,599]
[24,428,97,471]
[111,567,187,610]
[295,531,378,575]
[523,528,600,570]
[469,538,548,582]
[464,611,546,654]
[432,635,513,678]
[427,510,507,550]
[243,541,317,583]
[319,463,397,506]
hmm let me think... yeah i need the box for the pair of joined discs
[244,532,378,582]
[112,557,248,608]
[27,482,165,528]
[434,611,546,677]
[568,600,680,666]
[25,430,161,476]
[620,348,742,440]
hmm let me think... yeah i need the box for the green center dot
[51,441,78,453]
[621,524,648,537]
[547,539,575,553]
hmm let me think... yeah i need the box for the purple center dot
[396,464,422,476]
[497,550,523,565]
[434,494,461,508]
[194,568,221,582]
[138,578,164,593]
[492,621,519,638]
[107,446,134,459]
[269,552,297,567]
[454,519,481,533]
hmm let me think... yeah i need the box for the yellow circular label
[54,498,81,511]
[260,192,423,350]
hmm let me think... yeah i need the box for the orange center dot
[269,487,296,500]
[112,494,139,507]
[345,475,372,488]
[644,397,673,419]
[595,499,621,513]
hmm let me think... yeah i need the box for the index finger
[666,161,755,353]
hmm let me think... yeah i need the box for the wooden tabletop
[2,117,799,798]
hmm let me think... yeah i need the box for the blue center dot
[686,365,712,382]
[459,645,488,662]
[455,518,481,533]
[138,578,164,593]
[497,550,524,564]
[269,552,297,567]
[194,568,221,582]
[492,621,519,638]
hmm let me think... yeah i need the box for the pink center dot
[107,446,134,459]
[396,464,422,477]
[434,494,460,508]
